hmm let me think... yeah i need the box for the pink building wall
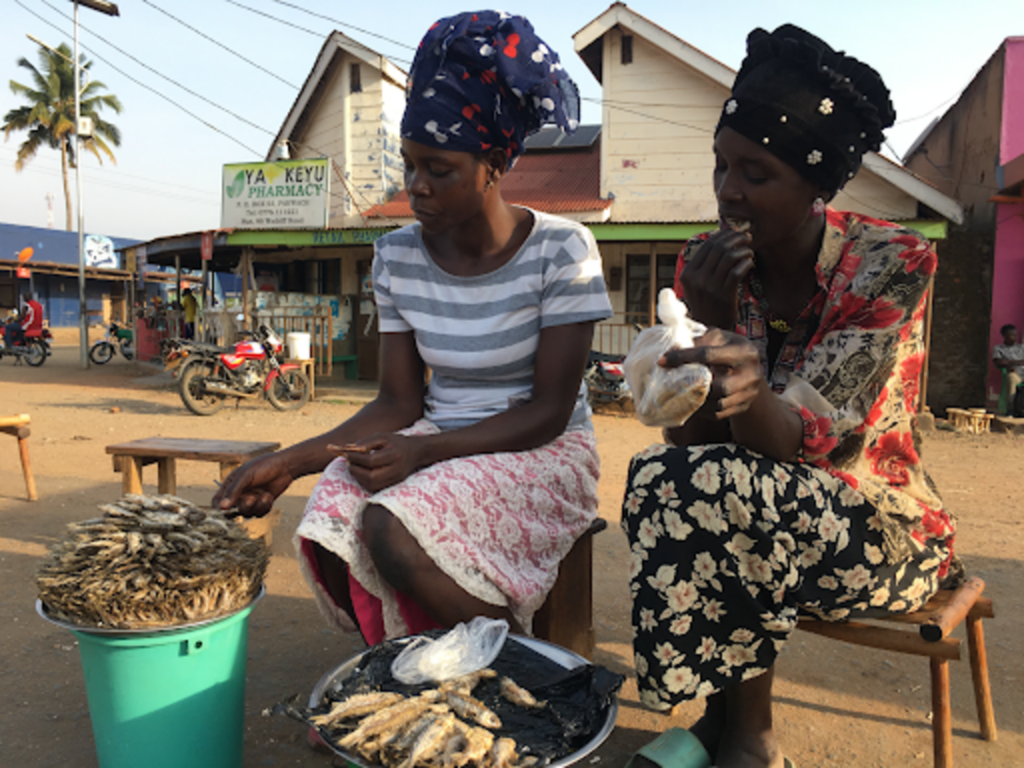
[999,38,1024,165]
[989,38,1024,405]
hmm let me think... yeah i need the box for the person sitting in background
[993,323,1024,416]
[214,11,612,644]
[21,295,43,335]
[621,25,956,768]
[3,309,23,349]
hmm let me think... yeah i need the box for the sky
[2,0,1023,242]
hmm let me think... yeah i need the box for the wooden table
[106,437,280,496]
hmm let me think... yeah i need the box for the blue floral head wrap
[401,11,580,162]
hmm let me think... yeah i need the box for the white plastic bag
[624,288,713,428]
[390,616,509,685]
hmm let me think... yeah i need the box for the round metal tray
[309,634,618,768]
[35,584,266,637]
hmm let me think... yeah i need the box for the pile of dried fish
[308,669,545,768]
[37,494,267,629]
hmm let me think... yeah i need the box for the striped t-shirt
[373,209,613,431]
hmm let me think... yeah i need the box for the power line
[14,1,403,223]
[4,161,221,204]
[581,96,715,135]
[0,145,220,197]
[37,0,278,138]
[225,0,412,66]
[270,0,415,52]
[138,0,300,89]
[223,0,328,41]
[14,0,263,156]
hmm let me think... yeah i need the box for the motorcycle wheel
[25,341,46,367]
[89,341,115,365]
[179,361,226,416]
[121,341,134,361]
[267,369,311,411]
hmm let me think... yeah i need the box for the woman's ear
[485,147,509,182]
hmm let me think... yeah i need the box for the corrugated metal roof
[367,130,611,219]
[0,222,139,266]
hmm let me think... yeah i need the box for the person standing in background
[181,288,198,340]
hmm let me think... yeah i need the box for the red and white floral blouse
[674,209,954,573]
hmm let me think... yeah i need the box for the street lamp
[71,0,119,368]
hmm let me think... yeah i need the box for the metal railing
[593,320,644,356]
[253,309,334,377]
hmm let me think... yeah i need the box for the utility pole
[71,0,120,368]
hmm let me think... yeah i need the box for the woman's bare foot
[688,692,726,756]
[714,666,783,768]
[714,726,784,768]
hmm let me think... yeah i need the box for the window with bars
[625,253,679,325]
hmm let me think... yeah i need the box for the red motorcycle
[0,325,53,366]
[165,324,310,416]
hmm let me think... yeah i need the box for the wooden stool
[533,518,608,660]
[286,358,315,400]
[106,437,280,496]
[797,576,996,768]
[946,408,993,434]
[0,413,38,501]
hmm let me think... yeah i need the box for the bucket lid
[36,584,265,637]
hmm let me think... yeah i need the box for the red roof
[366,138,610,219]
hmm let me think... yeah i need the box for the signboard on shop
[221,159,330,230]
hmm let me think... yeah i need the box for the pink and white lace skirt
[294,420,601,639]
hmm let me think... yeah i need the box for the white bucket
[285,332,311,360]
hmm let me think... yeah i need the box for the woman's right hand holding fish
[679,228,754,329]
[214,451,296,518]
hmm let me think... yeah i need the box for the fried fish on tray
[283,634,624,768]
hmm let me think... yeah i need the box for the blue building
[0,222,140,327]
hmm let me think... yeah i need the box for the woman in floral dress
[622,25,956,768]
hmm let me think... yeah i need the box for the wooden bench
[1,413,38,501]
[533,518,608,661]
[105,437,280,496]
[797,576,996,768]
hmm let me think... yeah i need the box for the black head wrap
[716,25,896,194]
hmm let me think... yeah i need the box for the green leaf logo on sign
[225,171,245,199]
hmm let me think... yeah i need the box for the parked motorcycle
[0,325,52,367]
[89,320,134,364]
[165,324,311,416]
[584,350,630,408]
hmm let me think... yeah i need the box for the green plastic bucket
[38,590,262,768]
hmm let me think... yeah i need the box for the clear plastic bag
[624,288,713,428]
[390,616,509,685]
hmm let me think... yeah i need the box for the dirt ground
[1,346,1021,768]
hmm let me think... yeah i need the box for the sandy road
[0,347,1021,767]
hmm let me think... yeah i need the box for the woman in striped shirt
[214,11,612,643]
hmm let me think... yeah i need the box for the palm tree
[2,43,122,230]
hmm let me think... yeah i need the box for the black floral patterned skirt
[621,442,947,711]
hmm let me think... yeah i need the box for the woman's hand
[679,230,754,329]
[660,328,764,419]
[661,328,803,461]
[339,433,425,494]
[213,452,296,517]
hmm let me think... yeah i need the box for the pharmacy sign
[221,158,330,229]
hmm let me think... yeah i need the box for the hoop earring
[811,197,826,216]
